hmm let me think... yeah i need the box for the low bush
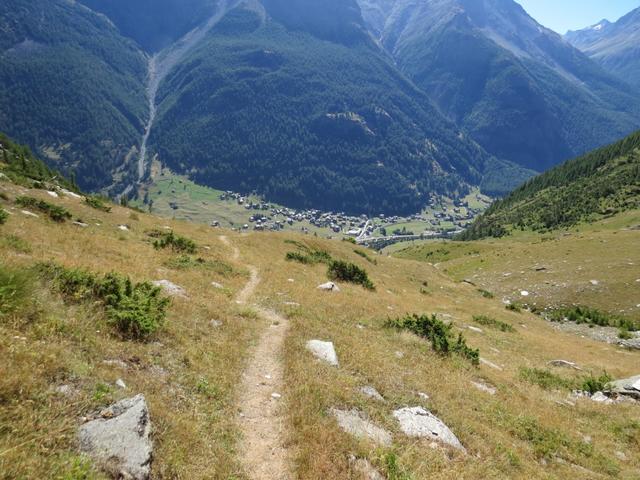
[519,367,612,394]
[581,373,612,395]
[0,208,7,225]
[473,315,515,332]
[327,260,375,290]
[0,265,33,316]
[478,289,494,299]
[285,245,332,265]
[152,231,197,254]
[547,305,639,337]
[84,195,112,212]
[506,303,522,313]
[38,263,170,340]
[385,314,479,365]
[15,196,71,222]
[354,249,377,264]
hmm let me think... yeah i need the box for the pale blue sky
[515,0,640,34]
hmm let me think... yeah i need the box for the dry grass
[1,182,639,479]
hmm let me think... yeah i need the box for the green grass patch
[472,315,515,332]
[385,314,479,365]
[354,248,377,264]
[0,208,7,225]
[327,260,375,290]
[84,195,112,212]
[0,265,33,317]
[15,196,72,222]
[164,254,235,276]
[38,262,170,340]
[478,288,494,299]
[1,234,32,253]
[519,367,612,394]
[506,303,522,313]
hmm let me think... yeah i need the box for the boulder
[393,407,465,452]
[359,386,385,402]
[78,394,152,480]
[331,409,392,447]
[152,280,186,298]
[306,340,339,366]
[609,375,640,399]
[317,282,340,292]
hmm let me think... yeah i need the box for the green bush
[152,231,197,254]
[385,314,479,365]
[581,373,612,395]
[478,289,494,299]
[0,265,33,316]
[0,208,7,225]
[15,196,72,222]
[519,368,574,391]
[84,195,112,212]
[285,248,332,265]
[473,315,515,333]
[327,260,375,290]
[506,303,522,313]
[548,305,639,336]
[38,263,170,340]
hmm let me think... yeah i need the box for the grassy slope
[1,180,639,478]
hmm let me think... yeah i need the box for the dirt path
[219,235,292,479]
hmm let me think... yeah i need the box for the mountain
[77,0,218,52]
[148,0,503,215]
[358,0,640,172]
[565,7,640,88]
[458,129,640,239]
[0,0,147,191]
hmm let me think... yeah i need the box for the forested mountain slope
[149,0,496,215]
[0,0,147,192]
[358,0,640,172]
[565,7,640,89]
[459,130,640,239]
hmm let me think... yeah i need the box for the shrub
[84,195,112,212]
[478,288,494,299]
[581,372,612,395]
[473,315,515,332]
[0,208,7,225]
[38,263,170,340]
[152,231,197,254]
[519,368,574,391]
[506,303,522,313]
[327,260,375,290]
[0,265,32,316]
[354,249,377,264]
[547,305,639,336]
[285,247,332,265]
[342,237,357,244]
[385,314,479,365]
[15,196,72,222]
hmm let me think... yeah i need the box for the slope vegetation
[459,130,640,239]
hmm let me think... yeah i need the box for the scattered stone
[393,407,465,452]
[152,280,186,298]
[360,386,385,402]
[548,360,582,370]
[118,225,129,231]
[468,326,483,333]
[60,189,83,199]
[471,381,496,395]
[287,278,295,283]
[615,451,627,461]
[534,266,547,271]
[520,290,530,297]
[211,282,224,289]
[590,280,599,286]
[55,384,78,397]
[46,190,59,198]
[210,320,223,328]
[331,408,392,447]
[115,379,127,389]
[317,282,340,292]
[271,393,282,399]
[103,359,129,370]
[394,351,404,359]
[590,392,613,404]
[73,221,89,228]
[609,375,640,399]
[306,340,339,366]
[417,392,430,401]
[21,210,38,218]
[480,358,503,371]
[283,301,300,306]
[78,394,152,480]
[348,455,385,480]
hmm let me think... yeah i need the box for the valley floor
[0,182,639,479]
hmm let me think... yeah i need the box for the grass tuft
[15,196,72,222]
[472,315,515,332]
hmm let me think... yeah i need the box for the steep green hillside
[0,0,147,192]
[78,0,218,52]
[150,2,495,215]
[459,130,640,239]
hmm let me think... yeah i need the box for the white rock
[395,351,404,359]
[548,359,581,370]
[317,282,340,292]
[393,406,465,452]
[46,191,59,198]
[590,392,612,404]
[520,290,530,297]
[21,210,39,218]
[360,386,385,402]
[271,393,282,399]
[615,451,627,461]
[632,378,640,391]
[306,340,339,366]
[331,408,392,446]
[78,394,152,480]
[73,221,89,228]
[480,357,503,371]
[115,379,127,389]
[211,282,224,289]
[468,326,483,333]
[210,320,223,328]
[118,225,129,231]
[417,392,430,400]
[287,278,295,283]
[471,381,496,395]
[60,189,83,199]
[590,280,599,286]
[152,280,186,297]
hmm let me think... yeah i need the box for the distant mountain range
[0,0,639,214]
[459,129,640,239]
[565,6,640,88]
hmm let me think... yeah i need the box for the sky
[515,0,640,34]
